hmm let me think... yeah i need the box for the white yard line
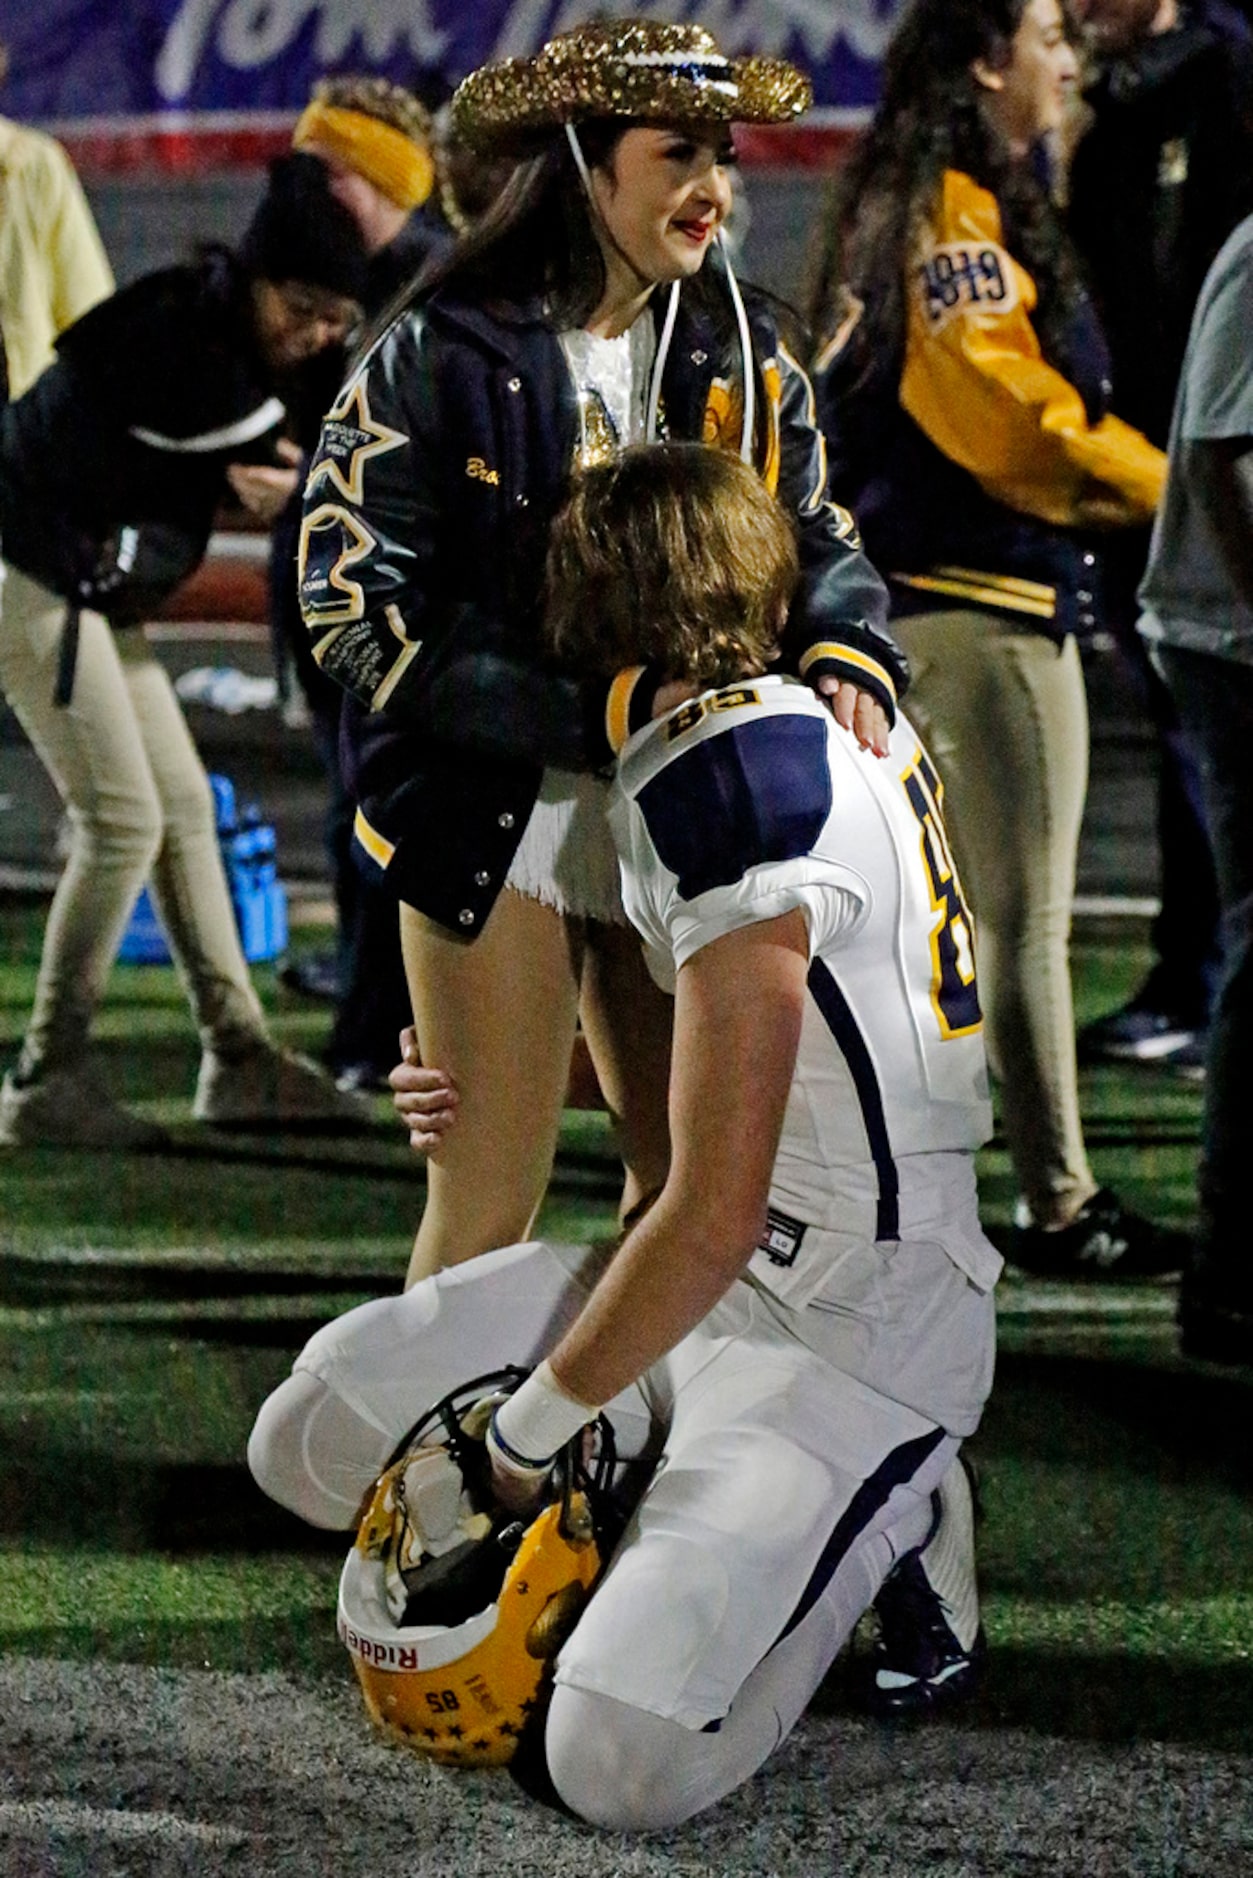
[0,1800,247,1847]
[997,1286,1177,1316]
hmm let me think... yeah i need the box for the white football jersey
[609,675,999,1307]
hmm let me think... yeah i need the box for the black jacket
[0,248,294,609]
[1069,0,1253,448]
[299,267,899,936]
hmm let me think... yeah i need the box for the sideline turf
[1,903,1249,1753]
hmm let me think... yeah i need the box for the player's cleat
[864,1454,984,1720]
[1168,1035,1207,1083]
[193,1041,375,1128]
[0,1066,170,1151]
[1010,1188,1189,1280]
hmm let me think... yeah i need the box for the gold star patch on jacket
[306,377,408,506]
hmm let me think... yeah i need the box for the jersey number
[901,749,981,1038]
[666,687,761,741]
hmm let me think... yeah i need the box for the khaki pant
[894,609,1096,1227]
[0,564,267,1076]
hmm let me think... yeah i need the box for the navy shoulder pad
[637,713,831,900]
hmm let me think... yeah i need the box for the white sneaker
[193,1042,376,1128]
[0,1067,170,1150]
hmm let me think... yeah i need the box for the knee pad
[248,1372,391,1529]
[545,1687,713,1833]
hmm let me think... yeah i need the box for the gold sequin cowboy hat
[450,18,812,150]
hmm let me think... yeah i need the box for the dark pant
[1101,533,1222,1017]
[1153,644,1253,1256]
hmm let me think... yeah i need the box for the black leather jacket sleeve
[299,311,609,772]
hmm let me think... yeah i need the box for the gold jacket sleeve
[900,170,1166,528]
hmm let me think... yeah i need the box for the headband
[293,101,434,211]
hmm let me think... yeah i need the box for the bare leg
[400,889,581,1284]
[580,921,673,1225]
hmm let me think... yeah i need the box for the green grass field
[1,897,1249,1772]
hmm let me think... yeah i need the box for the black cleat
[1077,979,1207,1066]
[864,1456,984,1720]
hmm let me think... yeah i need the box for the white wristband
[489,1359,600,1474]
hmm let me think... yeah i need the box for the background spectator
[1138,210,1253,1364]
[810,0,1184,1278]
[1069,0,1253,1067]
[0,155,373,1146]
[271,77,452,1091]
[0,40,113,400]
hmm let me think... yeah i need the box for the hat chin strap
[563,122,754,462]
[563,120,597,199]
[717,229,756,466]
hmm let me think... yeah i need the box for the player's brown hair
[310,75,432,145]
[544,443,798,686]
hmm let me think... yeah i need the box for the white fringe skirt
[504,768,626,924]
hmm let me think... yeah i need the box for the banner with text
[0,1,904,169]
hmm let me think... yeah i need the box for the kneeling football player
[250,443,1000,1830]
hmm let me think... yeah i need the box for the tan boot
[0,1068,170,1150]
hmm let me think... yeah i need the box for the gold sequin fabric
[452,19,811,150]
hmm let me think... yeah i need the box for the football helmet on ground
[337,1367,617,1767]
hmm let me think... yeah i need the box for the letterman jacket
[815,170,1166,642]
[298,263,898,936]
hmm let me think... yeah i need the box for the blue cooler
[118,773,288,965]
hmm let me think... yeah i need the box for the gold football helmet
[337,1368,615,1767]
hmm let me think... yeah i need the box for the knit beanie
[240,152,370,301]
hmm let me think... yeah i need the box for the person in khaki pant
[810,0,1187,1277]
[0,154,375,1147]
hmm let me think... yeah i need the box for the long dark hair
[362,119,746,360]
[808,0,1083,383]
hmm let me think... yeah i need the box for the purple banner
[0,2,904,126]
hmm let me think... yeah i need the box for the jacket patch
[299,503,377,625]
[915,240,1018,332]
[305,379,407,507]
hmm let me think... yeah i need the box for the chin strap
[717,229,756,465]
[563,119,596,196]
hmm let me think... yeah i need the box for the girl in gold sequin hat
[297,13,900,1296]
